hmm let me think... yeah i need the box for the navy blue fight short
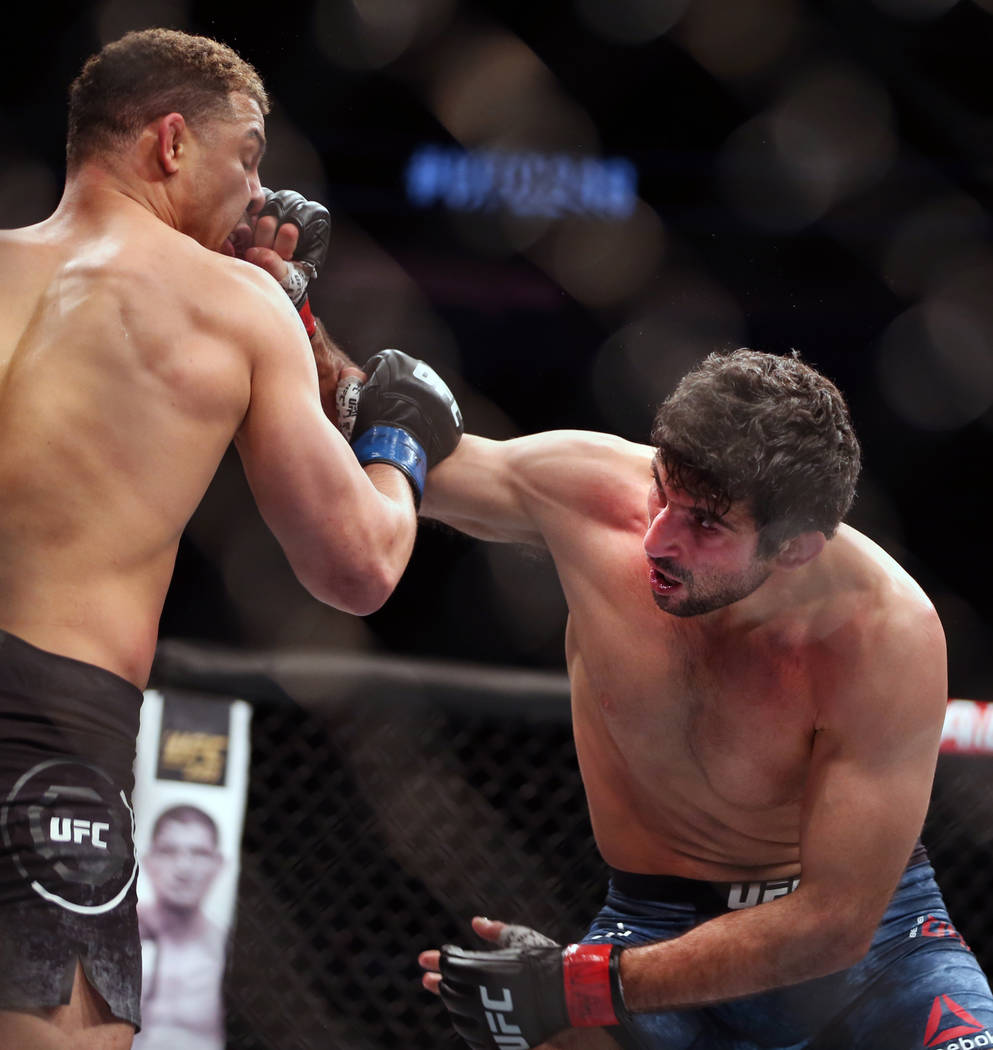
[582,847,993,1050]
[0,628,142,1029]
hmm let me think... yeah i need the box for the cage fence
[149,642,993,1050]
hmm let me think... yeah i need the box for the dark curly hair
[67,28,269,172]
[651,349,861,558]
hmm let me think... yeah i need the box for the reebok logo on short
[910,914,971,951]
[923,993,990,1048]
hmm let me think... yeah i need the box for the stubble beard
[649,560,773,617]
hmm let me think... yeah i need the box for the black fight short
[0,628,143,1029]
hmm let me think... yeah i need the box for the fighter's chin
[650,590,696,617]
[214,218,253,259]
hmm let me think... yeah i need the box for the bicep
[420,434,548,546]
[799,635,947,928]
[422,430,654,548]
[236,326,359,531]
[233,311,401,597]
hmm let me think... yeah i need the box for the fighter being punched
[241,185,461,499]
[0,28,461,1050]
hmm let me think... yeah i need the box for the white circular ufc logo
[0,759,137,915]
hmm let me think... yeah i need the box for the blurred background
[2,0,992,695]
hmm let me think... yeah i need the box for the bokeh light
[312,0,457,70]
[675,0,804,82]
[573,0,692,44]
[528,200,666,309]
[96,0,191,41]
[719,63,896,232]
[879,193,989,301]
[876,299,993,430]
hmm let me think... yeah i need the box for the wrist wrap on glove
[351,349,463,506]
[438,941,629,1050]
[258,187,331,337]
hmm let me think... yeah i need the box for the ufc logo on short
[480,987,528,1050]
[49,817,110,849]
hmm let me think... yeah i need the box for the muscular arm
[309,317,358,421]
[422,431,650,547]
[422,599,948,1047]
[234,279,416,615]
[617,607,948,1010]
[420,434,547,545]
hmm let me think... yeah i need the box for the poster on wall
[132,689,252,1050]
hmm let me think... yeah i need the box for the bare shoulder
[424,430,653,546]
[1,213,295,350]
[0,222,68,285]
[836,525,942,638]
[521,428,652,467]
[151,227,296,342]
[813,525,947,724]
[499,429,652,504]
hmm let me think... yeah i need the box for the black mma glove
[439,941,629,1050]
[351,349,463,506]
[258,187,331,337]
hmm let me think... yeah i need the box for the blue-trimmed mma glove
[257,187,331,337]
[350,349,463,507]
[438,936,630,1050]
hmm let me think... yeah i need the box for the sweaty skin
[418,431,947,1033]
[0,93,416,689]
[0,90,418,1050]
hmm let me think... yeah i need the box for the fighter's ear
[774,531,825,570]
[154,113,187,174]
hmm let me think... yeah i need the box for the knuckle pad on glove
[352,349,462,470]
[499,924,561,950]
[259,189,330,272]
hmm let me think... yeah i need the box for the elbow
[288,505,414,615]
[301,558,399,617]
[790,895,877,978]
[836,927,875,970]
[822,938,871,976]
[341,568,397,616]
[810,922,874,977]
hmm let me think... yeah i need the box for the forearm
[364,460,419,576]
[421,436,545,545]
[294,461,416,615]
[429,892,873,1050]
[620,892,865,1012]
[309,318,358,420]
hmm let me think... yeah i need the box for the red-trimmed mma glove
[438,941,629,1050]
[257,187,330,337]
[350,349,463,507]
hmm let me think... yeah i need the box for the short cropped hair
[67,28,269,171]
[150,804,220,849]
[651,349,861,557]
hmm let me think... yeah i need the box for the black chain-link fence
[150,642,993,1050]
[921,753,993,967]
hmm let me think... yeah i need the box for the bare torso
[454,434,936,882]
[0,195,260,686]
[563,550,814,880]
